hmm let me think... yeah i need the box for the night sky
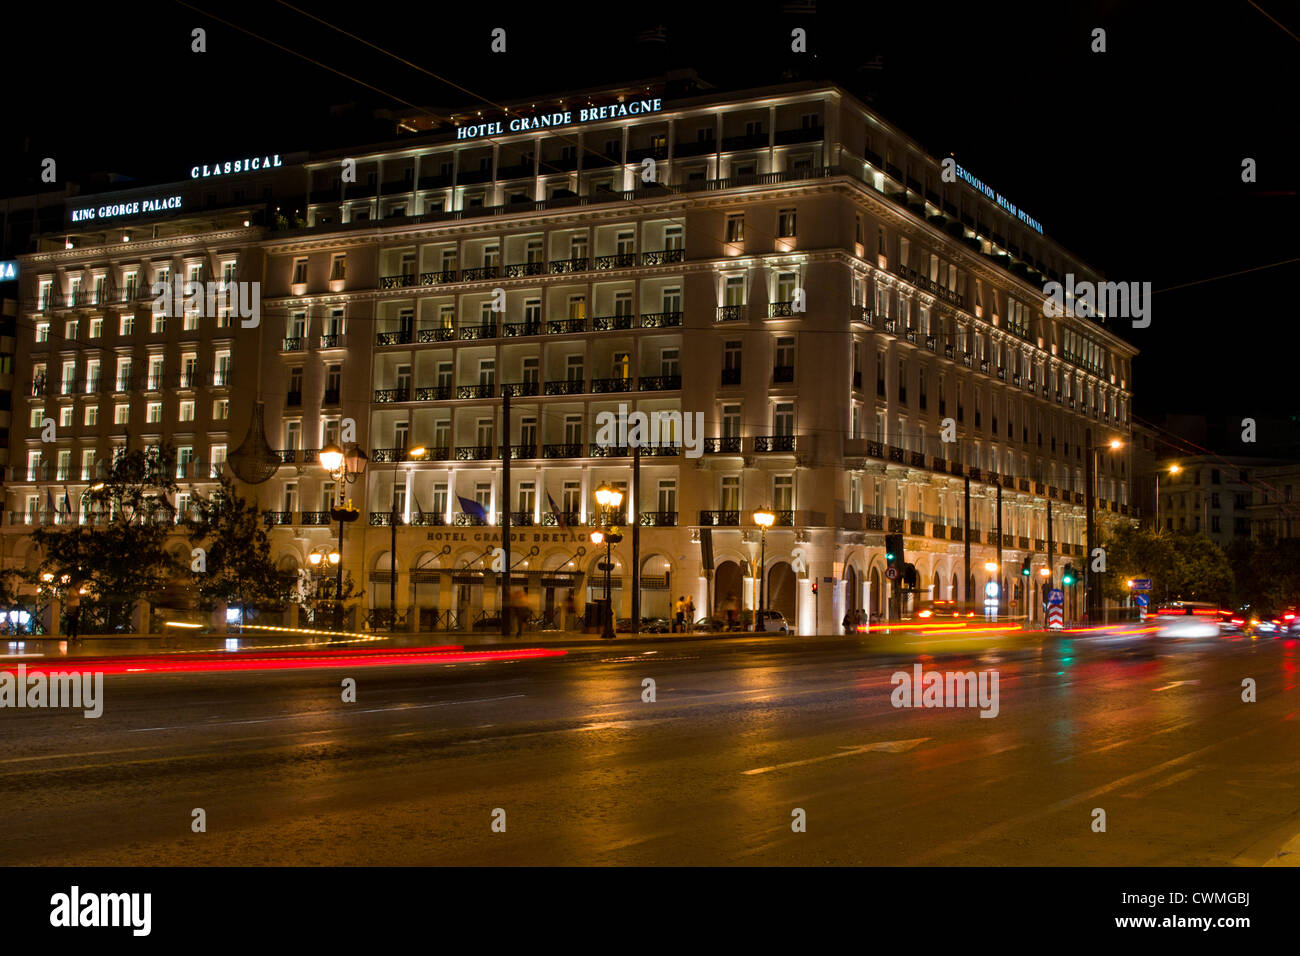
[6,0,1297,426]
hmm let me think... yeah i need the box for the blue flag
[547,491,569,531]
[457,495,487,522]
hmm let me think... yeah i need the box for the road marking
[124,694,527,731]
[743,738,930,775]
[1122,766,1202,798]
[1154,680,1201,692]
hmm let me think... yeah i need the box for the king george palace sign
[454,98,664,140]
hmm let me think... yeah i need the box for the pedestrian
[843,610,853,634]
[512,588,527,637]
[674,596,685,633]
[563,590,576,632]
[67,586,81,643]
[683,595,695,629]
[725,593,738,630]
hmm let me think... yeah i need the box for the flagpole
[501,387,511,637]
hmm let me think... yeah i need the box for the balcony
[888,445,905,463]
[721,132,768,151]
[454,512,488,526]
[501,381,540,397]
[300,511,332,525]
[541,511,581,527]
[547,317,587,334]
[1018,536,1031,550]
[543,443,583,459]
[505,444,538,460]
[589,443,629,457]
[639,511,678,527]
[415,385,453,401]
[503,320,542,337]
[909,519,926,536]
[640,248,685,266]
[275,449,299,463]
[866,514,884,531]
[888,517,904,533]
[281,337,304,352]
[410,511,449,527]
[772,365,795,384]
[374,387,412,403]
[376,330,413,346]
[424,270,458,284]
[639,311,682,329]
[320,334,345,349]
[263,511,291,526]
[594,253,637,270]
[379,273,418,290]
[721,368,742,386]
[454,446,496,461]
[639,375,681,391]
[775,125,824,145]
[417,327,456,343]
[504,261,547,278]
[932,524,948,540]
[459,323,497,340]
[768,301,798,318]
[851,307,873,327]
[461,266,500,282]
[592,314,636,332]
[591,377,633,394]
[456,384,495,399]
[910,451,926,468]
[698,510,740,526]
[716,305,746,322]
[498,511,535,526]
[370,447,421,463]
[754,435,796,453]
[544,379,585,396]
[775,510,795,527]
[323,387,341,405]
[704,437,742,454]
[549,257,589,274]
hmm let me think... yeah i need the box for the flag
[46,487,56,514]
[412,494,425,521]
[457,495,487,523]
[547,491,569,531]
[61,486,72,514]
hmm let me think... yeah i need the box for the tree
[1225,531,1300,613]
[31,444,182,632]
[182,472,296,616]
[1100,523,1234,606]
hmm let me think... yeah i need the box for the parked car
[754,610,790,634]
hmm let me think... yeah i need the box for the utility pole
[501,388,511,637]
[995,481,1003,611]
[631,444,640,635]
[1084,427,1096,622]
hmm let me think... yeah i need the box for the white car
[1153,603,1220,638]
[754,610,790,633]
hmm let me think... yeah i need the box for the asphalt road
[1,629,1296,865]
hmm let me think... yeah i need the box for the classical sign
[69,196,182,223]
[456,98,664,140]
[190,154,284,179]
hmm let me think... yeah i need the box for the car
[1153,602,1220,638]
[753,610,790,634]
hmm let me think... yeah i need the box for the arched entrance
[714,560,743,626]
[870,567,882,619]
[640,553,672,620]
[767,561,796,624]
[950,572,958,602]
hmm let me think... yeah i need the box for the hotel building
[5,74,1138,632]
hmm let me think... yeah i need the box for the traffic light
[1062,565,1076,586]
[885,533,904,575]
[1021,556,1032,577]
[903,562,918,589]
[811,580,818,594]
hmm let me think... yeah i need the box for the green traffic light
[886,552,895,561]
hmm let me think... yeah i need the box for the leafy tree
[182,472,296,614]
[30,444,181,632]
[1224,531,1300,614]
[1100,523,1234,606]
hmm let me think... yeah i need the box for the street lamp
[389,444,427,632]
[1084,433,1124,623]
[753,508,775,629]
[591,483,624,639]
[319,441,367,631]
[1155,463,1181,531]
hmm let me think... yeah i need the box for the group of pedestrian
[672,594,696,632]
[842,608,869,634]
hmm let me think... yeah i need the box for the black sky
[6,0,1298,423]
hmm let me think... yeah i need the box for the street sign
[1131,578,1152,591]
[1048,589,1064,606]
[1047,605,1063,629]
[885,567,898,580]
[1135,594,1149,610]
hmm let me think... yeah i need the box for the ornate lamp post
[591,482,625,639]
[753,507,775,629]
[319,441,367,631]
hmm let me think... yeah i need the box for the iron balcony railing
[459,323,497,340]
[640,248,685,266]
[590,377,633,394]
[376,330,413,346]
[374,387,411,403]
[594,253,637,270]
[456,384,495,399]
[592,314,635,331]
[588,444,629,458]
[716,305,746,322]
[640,311,682,328]
[417,327,456,343]
[639,375,681,391]
[547,317,586,334]
[415,385,453,401]
[704,437,742,454]
[544,380,585,396]
[542,443,583,459]
[549,257,589,274]
[768,301,797,318]
[698,510,740,526]
[503,321,543,337]
[754,435,796,452]
[501,381,540,397]
[455,446,496,461]
[639,511,678,527]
